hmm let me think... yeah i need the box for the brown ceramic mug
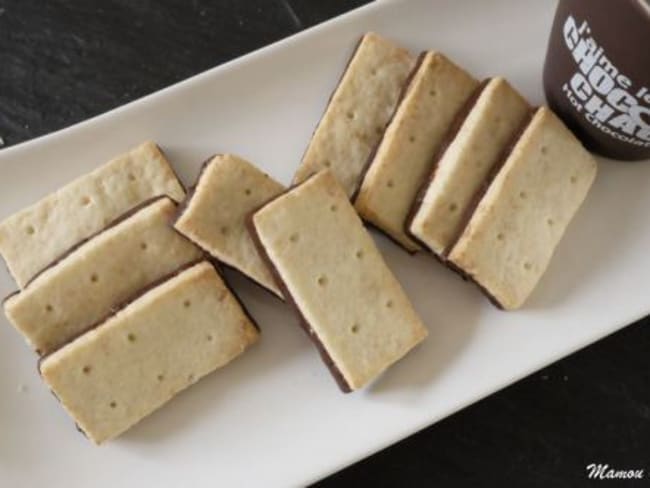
[543,0,650,160]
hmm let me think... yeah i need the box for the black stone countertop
[1,2,648,487]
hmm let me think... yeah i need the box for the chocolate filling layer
[444,259,506,310]
[404,78,491,254]
[444,107,539,309]
[172,155,284,300]
[246,174,352,393]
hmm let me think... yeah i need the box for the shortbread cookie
[251,171,427,392]
[408,78,531,256]
[355,51,478,251]
[4,197,203,355]
[39,261,259,444]
[0,141,185,288]
[292,33,415,197]
[447,107,597,310]
[174,155,284,297]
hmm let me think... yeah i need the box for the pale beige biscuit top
[355,51,479,251]
[0,141,186,289]
[252,171,427,391]
[4,197,203,355]
[448,107,597,310]
[409,77,531,255]
[174,155,284,297]
[292,32,415,198]
[40,261,259,445]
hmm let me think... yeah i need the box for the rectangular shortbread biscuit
[292,33,415,197]
[40,261,259,445]
[251,171,427,392]
[174,155,284,297]
[4,197,203,355]
[0,141,186,288]
[408,77,531,256]
[355,51,478,251]
[447,107,597,310]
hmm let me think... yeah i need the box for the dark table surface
[1,1,649,486]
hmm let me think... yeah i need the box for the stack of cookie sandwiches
[0,32,598,444]
[1,143,259,443]
[334,35,597,310]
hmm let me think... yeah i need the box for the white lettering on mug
[561,14,650,145]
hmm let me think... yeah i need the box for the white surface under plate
[1,1,649,486]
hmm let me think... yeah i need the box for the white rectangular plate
[1,1,649,486]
